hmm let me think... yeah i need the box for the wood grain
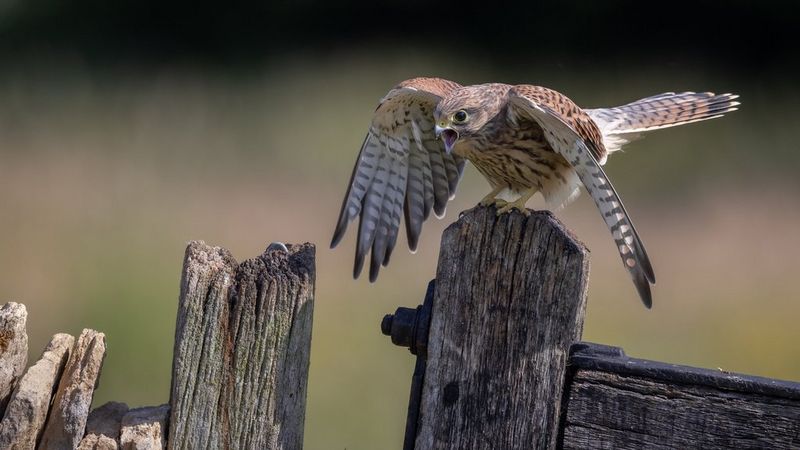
[168,240,315,450]
[414,206,590,450]
[561,343,800,449]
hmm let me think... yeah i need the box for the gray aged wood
[415,206,590,450]
[40,329,107,449]
[562,344,800,450]
[0,333,74,450]
[169,240,315,450]
[0,302,28,416]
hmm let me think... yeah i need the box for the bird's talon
[496,205,513,215]
[496,200,530,216]
[479,186,507,208]
[480,198,503,207]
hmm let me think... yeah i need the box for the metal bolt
[381,280,435,357]
[381,314,394,336]
[384,307,418,349]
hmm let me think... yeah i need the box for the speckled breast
[454,115,573,194]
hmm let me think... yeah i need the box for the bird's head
[434,85,506,154]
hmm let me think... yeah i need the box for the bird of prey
[331,78,738,307]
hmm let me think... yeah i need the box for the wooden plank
[168,240,315,450]
[561,343,800,449]
[414,206,590,450]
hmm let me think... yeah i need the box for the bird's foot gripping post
[383,206,590,450]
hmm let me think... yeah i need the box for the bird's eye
[453,110,468,123]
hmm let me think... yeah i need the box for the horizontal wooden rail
[561,342,800,449]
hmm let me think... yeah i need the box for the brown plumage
[331,77,739,307]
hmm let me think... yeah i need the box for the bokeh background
[1,1,798,448]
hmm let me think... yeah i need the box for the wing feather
[353,137,391,278]
[333,77,465,280]
[383,164,407,268]
[509,86,656,307]
[426,138,452,217]
[409,119,436,220]
[331,134,381,248]
[369,156,401,280]
[443,152,465,200]
[405,120,435,251]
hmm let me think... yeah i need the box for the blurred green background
[1,1,798,448]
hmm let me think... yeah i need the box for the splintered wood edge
[183,240,239,273]
[182,240,316,278]
[259,242,316,281]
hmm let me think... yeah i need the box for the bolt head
[381,314,393,336]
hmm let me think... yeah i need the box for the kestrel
[331,78,738,307]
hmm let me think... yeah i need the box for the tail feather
[587,92,739,156]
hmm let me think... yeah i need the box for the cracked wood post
[169,241,315,450]
[414,206,589,450]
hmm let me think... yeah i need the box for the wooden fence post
[169,240,315,450]
[414,206,589,450]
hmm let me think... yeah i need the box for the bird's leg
[496,188,537,216]
[460,186,508,218]
[479,185,507,207]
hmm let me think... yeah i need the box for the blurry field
[1,51,799,449]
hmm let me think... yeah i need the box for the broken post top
[182,240,315,279]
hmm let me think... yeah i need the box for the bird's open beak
[435,125,458,154]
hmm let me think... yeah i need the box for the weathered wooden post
[169,240,315,450]
[384,206,589,449]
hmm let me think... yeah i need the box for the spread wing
[508,85,656,307]
[331,77,466,282]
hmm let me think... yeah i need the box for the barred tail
[587,92,740,155]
